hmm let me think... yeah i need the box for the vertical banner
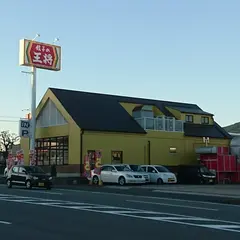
[29,150,36,166]
[7,152,14,170]
[83,154,91,178]
[94,150,102,175]
[87,150,96,170]
[16,149,24,165]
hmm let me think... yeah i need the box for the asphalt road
[1,185,240,240]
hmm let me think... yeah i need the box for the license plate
[209,179,213,183]
[38,183,44,187]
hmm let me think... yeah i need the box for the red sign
[19,39,61,71]
[29,42,55,69]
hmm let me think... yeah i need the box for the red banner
[29,150,36,166]
[16,149,24,165]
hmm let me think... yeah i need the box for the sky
[1,0,240,134]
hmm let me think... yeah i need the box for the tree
[0,131,20,160]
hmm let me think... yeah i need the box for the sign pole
[30,66,36,151]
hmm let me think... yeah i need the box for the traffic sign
[19,119,31,138]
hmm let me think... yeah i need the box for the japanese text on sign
[19,39,61,71]
[31,43,54,67]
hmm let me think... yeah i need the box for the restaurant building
[20,88,231,176]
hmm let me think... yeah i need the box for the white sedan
[91,164,146,186]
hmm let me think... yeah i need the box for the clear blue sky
[1,0,240,134]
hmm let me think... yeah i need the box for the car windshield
[200,166,211,174]
[24,166,45,174]
[155,166,170,172]
[128,165,139,171]
[115,166,131,171]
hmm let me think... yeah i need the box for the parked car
[124,164,150,183]
[139,165,177,184]
[6,165,52,190]
[4,167,8,177]
[91,164,146,186]
[177,164,216,184]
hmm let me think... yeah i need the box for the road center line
[31,191,63,195]
[152,190,240,199]
[0,220,12,225]
[126,200,219,211]
[55,188,240,208]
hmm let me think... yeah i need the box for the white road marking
[0,193,240,233]
[152,189,240,199]
[126,200,219,211]
[33,191,63,195]
[0,220,11,225]
[55,188,240,208]
[0,186,62,195]
[105,186,131,190]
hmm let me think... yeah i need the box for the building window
[111,151,123,164]
[201,117,209,124]
[35,136,68,166]
[185,115,193,123]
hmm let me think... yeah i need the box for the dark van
[177,165,216,184]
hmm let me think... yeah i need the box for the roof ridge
[49,87,199,107]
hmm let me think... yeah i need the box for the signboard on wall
[19,39,61,71]
[111,151,123,164]
[19,119,31,138]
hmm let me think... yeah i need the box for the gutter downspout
[80,129,84,176]
[148,140,151,165]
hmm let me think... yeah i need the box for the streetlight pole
[21,34,40,152]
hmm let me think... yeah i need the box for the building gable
[36,98,67,128]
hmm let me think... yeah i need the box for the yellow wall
[119,102,141,115]
[166,107,181,120]
[82,131,230,166]
[20,138,30,165]
[167,107,214,124]
[181,113,214,125]
[119,102,163,117]
[20,89,81,166]
[153,106,164,117]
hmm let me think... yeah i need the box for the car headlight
[49,177,52,180]
[126,174,133,178]
[33,176,38,180]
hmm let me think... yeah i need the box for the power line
[0,120,19,123]
[0,116,20,119]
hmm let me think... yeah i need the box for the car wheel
[26,180,32,189]
[92,176,99,185]
[46,186,52,190]
[157,178,164,184]
[118,176,126,186]
[7,179,12,188]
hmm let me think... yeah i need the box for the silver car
[124,164,150,183]
[139,165,177,184]
[92,164,146,186]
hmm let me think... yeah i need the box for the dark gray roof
[184,122,232,139]
[50,88,219,134]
